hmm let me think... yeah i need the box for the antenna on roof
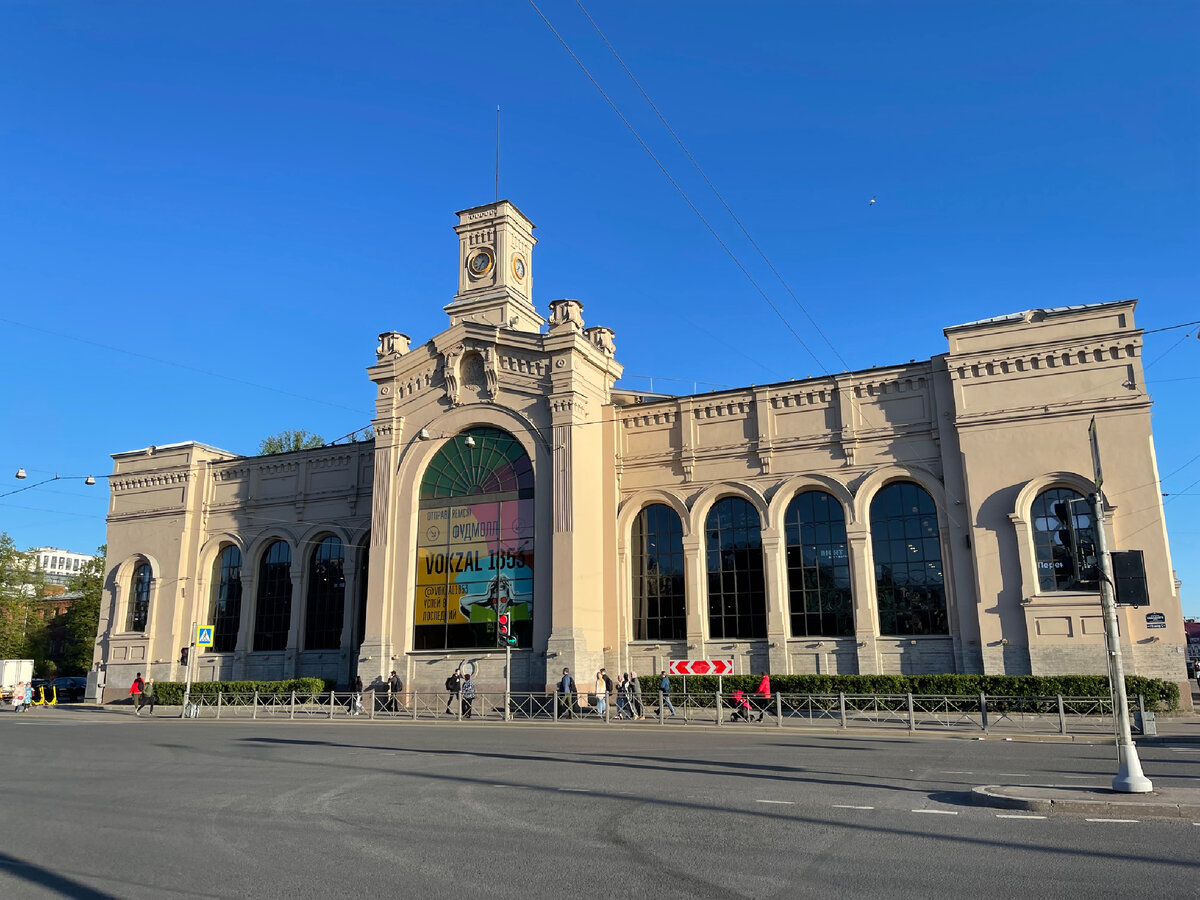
[495,105,500,202]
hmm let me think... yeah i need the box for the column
[848,531,879,675]
[761,527,790,673]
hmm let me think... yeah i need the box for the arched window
[870,482,948,636]
[126,563,151,632]
[1031,487,1098,591]
[705,497,766,640]
[784,491,853,637]
[304,536,345,650]
[354,540,369,648]
[414,427,535,650]
[631,504,686,641]
[209,546,242,652]
[253,541,292,652]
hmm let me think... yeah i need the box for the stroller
[729,689,753,723]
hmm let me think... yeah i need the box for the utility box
[1133,710,1157,736]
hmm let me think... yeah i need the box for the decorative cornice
[949,337,1141,383]
[111,471,190,491]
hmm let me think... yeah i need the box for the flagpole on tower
[495,105,500,202]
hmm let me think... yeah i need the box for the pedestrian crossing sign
[196,625,214,648]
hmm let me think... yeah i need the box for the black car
[50,677,87,702]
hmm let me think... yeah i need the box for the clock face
[467,248,494,276]
[512,255,526,279]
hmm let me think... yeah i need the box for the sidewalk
[973,783,1200,819]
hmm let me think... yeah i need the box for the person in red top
[730,689,752,722]
[129,672,145,716]
[754,672,772,722]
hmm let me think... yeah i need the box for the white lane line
[1060,775,1098,779]
[756,799,795,805]
[832,804,875,810]
[558,788,590,793]
[940,770,974,775]
[912,809,958,815]
[1168,748,1200,753]
[996,773,1031,778]
[1085,818,1139,823]
[996,814,1047,820]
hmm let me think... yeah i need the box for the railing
[172,690,1152,735]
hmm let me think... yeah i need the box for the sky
[1,2,1197,613]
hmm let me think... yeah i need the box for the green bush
[639,673,1179,712]
[151,678,330,706]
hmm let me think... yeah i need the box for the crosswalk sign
[195,625,214,648]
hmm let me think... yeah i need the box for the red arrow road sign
[669,659,734,676]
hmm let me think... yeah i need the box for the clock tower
[445,200,543,332]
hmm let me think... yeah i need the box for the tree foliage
[258,429,325,455]
[59,544,106,675]
[0,532,47,661]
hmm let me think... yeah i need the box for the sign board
[195,625,214,648]
[1145,612,1166,630]
[669,659,733,676]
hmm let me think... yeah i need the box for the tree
[0,532,47,660]
[259,429,325,455]
[59,545,106,675]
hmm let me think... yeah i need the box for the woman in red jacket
[754,672,772,722]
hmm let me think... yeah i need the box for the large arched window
[253,541,292,652]
[414,427,535,650]
[126,563,151,632]
[706,497,766,640]
[631,504,686,641]
[354,539,369,648]
[209,546,242,652]
[1031,487,1098,591]
[304,536,345,650]
[784,491,853,637]
[870,482,948,636]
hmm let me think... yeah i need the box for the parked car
[50,676,87,702]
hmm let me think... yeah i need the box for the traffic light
[497,612,516,647]
[179,646,189,667]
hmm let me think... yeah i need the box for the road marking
[832,805,875,810]
[756,799,795,805]
[912,809,958,815]
[1168,748,1200,753]
[1060,775,1097,779]
[1085,818,1138,823]
[996,814,1047,820]
[996,773,1031,778]
[558,788,590,793]
[940,770,974,775]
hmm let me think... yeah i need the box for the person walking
[12,682,25,713]
[558,667,575,718]
[142,679,155,716]
[388,670,404,713]
[754,671,772,722]
[616,674,632,719]
[630,671,644,720]
[130,672,145,716]
[460,673,475,719]
[445,668,462,716]
[24,682,33,712]
[657,671,678,717]
[351,675,364,716]
[593,671,608,719]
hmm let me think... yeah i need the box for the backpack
[602,674,613,694]
[445,674,458,691]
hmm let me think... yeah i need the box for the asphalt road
[3,712,1198,899]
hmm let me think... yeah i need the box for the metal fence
[175,689,1154,735]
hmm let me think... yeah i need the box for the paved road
[3,712,1198,899]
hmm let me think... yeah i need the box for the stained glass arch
[420,427,534,501]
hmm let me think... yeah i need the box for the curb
[972,784,1200,819]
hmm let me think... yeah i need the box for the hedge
[151,678,330,706]
[637,673,1179,712]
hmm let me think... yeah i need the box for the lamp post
[4,470,97,499]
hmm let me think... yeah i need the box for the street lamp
[2,471,98,499]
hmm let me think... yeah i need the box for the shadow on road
[0,851,116,899]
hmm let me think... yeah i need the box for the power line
[526,0,829,375]
[573,0,851,373]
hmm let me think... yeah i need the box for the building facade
[35,547,95,587]
[93,200,1189,699]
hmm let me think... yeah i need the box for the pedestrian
[730,689,752,722]
[130,672,145,716]
[388,670,404,713]
[11,682,24,713]
[445,668,462,716]
[616,673,632,719]
[558,667,575,718]
[24,682,33,711]
[352,675,364,716]
[593,671,608,718]
[630,671,644,720]
[754,671,772,722]
[658,671,678,717]
[460,673,475,719]
[143,679,155,715]
[600,668,614,708]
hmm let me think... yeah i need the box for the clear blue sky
[2,2,1197,613]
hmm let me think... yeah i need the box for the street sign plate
[669,659,734,676]
[195,625,214,647]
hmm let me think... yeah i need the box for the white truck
[2,659,35,704]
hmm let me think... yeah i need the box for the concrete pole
[1092,491,1152,793]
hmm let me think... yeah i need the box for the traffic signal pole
[181,620,197,719]
[1091,490,1152,793]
